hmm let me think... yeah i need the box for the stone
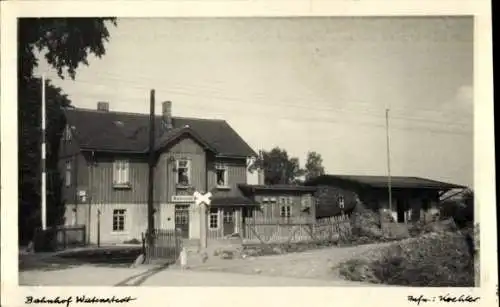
[130,254,145,268]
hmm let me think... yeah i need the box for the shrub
[439,189,474,229]
[123,238,141,245]
[339,231,475,287]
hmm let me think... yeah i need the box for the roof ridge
[68,107,226,122]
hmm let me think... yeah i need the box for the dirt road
[183,242,392,281]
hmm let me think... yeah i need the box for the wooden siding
[207,156,247,198]
[154,136,207,203]
[86,153,149,204]
[59,153,88,206]
[251,191,315,220]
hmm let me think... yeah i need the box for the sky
[36,17,474,187]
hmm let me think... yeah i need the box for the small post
[97,209,101,248]
[200,204,208,249]
[194,191,211,249]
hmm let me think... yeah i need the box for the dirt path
[183,242,392,281]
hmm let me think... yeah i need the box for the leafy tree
[304,151,325,181]
[18,18,116,244]
[250,147,305,185]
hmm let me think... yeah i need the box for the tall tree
[304,151,325,181]
[18,18,117,244]
[251,147,305,185]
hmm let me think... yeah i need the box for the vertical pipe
[385,108,392,216]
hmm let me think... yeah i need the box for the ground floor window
[280,205,291,218]
[209,208,219,229]
[113,209,126,232]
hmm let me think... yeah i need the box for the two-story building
[59,101,265,244]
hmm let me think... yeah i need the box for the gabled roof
[304,174,466,190]
[64,108,257,157]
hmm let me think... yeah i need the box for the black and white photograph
[0,1,496,305]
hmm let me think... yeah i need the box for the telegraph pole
[41,75,47,231]
[147,89,156,246]
[385,108,392,213]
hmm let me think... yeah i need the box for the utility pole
[147,89,156,246]
[385,108,392,213]
[41,75,47,231]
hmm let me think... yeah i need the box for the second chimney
[162,101,173,129]
[97,101,109,112]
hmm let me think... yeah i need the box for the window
[112,209,126,232]
[338,196,345,209]
[63,125,72,141]
[209,207,219,229]
[65,161,72,187]
[113,160,130,186]
[280,205,292,218]
[215,163,229,187]
[176,159,191,186]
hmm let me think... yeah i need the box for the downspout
[87,151,95,245]
[73,153,79,225]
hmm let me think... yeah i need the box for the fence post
[63,227,67,249]
[141,232,146,256]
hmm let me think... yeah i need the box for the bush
[123,238,141,245]
[339,231,475,287]
[350,202,383,240]
[440,189,474,229]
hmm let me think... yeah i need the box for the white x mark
[194,191,212,206]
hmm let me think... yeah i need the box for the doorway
[223,208,235,236]
[174,205,190,238]
[396,199,407,223]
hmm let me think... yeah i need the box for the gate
[175,205,189,238]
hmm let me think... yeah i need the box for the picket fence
[242,215,352,244]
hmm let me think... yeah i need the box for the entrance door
[396,199,406,223]
[174,205,190,238]
[223,208,235,236]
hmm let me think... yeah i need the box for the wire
[44,73,473,129]
[68,70,473,120]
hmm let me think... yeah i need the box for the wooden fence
[242,215,352,244]
[34,225,87,251]
[144,229,182,261]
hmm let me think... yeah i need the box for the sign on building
[171,195,195,203]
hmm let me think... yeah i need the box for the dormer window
[176,159,191,186]
[215,163,229,189]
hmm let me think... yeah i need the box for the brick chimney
[97,101,109,112]
[162,101,173,130]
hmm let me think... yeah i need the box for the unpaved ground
[180,242,393,281]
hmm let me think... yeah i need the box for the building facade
[59,101,260,244]
[305,175,466,223]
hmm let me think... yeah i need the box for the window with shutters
[113,160,130,188]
